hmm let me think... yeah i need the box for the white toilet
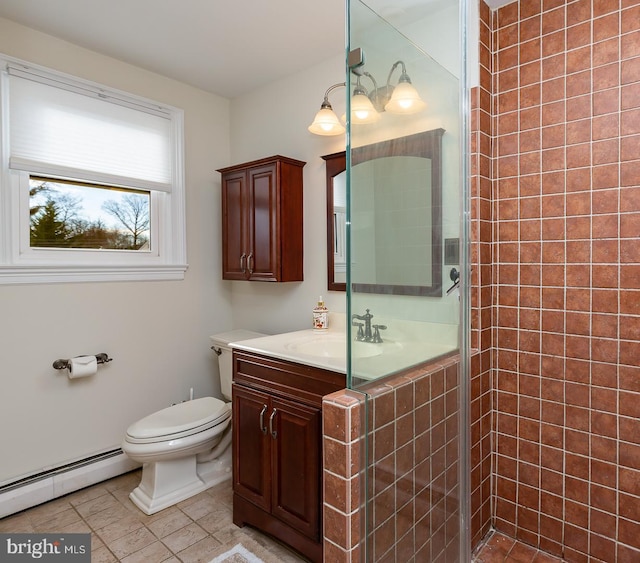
[122,329,264,515]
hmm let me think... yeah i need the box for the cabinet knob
[269,408,277,439]
[240,253,247,273]
[259,404,268,434]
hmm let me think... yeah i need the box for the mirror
[323,128,444,296]
[323,151,347,291]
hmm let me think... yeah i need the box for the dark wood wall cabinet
[218,155,305,282]
[232,351,345,563]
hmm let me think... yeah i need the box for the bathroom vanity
[229,321,457,561]
[231,350,345,563]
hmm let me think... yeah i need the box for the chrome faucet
[352,309,386,343]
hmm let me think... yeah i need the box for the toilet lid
[126,397,230,441]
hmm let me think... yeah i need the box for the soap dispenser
[313,296,329,330]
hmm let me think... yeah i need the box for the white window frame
[0,55,187,285]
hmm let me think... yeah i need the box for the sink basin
[284,333,397,359]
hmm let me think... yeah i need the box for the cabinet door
[270,397,321,541]
[232,385,271,512]
[221,170,248,280]
[247,163,279,281]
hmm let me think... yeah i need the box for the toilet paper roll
[68,356,98,379]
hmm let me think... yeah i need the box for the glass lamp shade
[308,107,345,135]
[350,93,380,124]
[384,81,426,114]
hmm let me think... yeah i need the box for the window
[29,178,151,251]
[0,55,186,284]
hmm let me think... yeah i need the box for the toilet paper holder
[53,353,112,370]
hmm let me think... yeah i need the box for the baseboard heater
[0,448,140,519]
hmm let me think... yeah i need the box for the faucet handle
[372,324,387,343]
[353,322,365,341]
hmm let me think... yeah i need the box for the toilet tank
[210,329,265,401]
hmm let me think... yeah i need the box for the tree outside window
[29,179,151,251]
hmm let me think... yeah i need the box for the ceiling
[0,0,346,99]
[0,0,515,99]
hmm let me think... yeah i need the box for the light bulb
[384,81,426,114]
[308,107,345,136]
[351,93,380,124]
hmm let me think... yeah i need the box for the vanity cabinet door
[218,155,305,282]
[246,163,279,281]
[232,387,321,539]
[221,169,249,280]
[270,397,321,541]
[232,385,271,513]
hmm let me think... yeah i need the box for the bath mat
[209,543,265,563]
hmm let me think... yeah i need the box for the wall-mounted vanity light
[307,82,346,136]
[309,52,426,136]
[350,75,380,124]
[361,60,426,115]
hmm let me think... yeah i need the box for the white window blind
[8,64,173,192]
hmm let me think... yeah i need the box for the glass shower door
[346,0,470,560]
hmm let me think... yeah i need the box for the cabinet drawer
[233,351,345,407]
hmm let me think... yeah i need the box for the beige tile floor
[0,469,308,562]
[1,471,565,563]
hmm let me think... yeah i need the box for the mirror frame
[323,128,445,296]
[322,151,347,291]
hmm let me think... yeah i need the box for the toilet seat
[125,397,230,444]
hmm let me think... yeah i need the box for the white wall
[228,55,348,334]
[0,0,473,484]
[0,18,235,484]
[226,1,474,333]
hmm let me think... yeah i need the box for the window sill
[0,264,188,285]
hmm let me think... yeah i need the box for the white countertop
[227,324,458,381]
[229,329,347,373]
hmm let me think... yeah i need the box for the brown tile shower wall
[490,0,640,561]
[322,356,462,562]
